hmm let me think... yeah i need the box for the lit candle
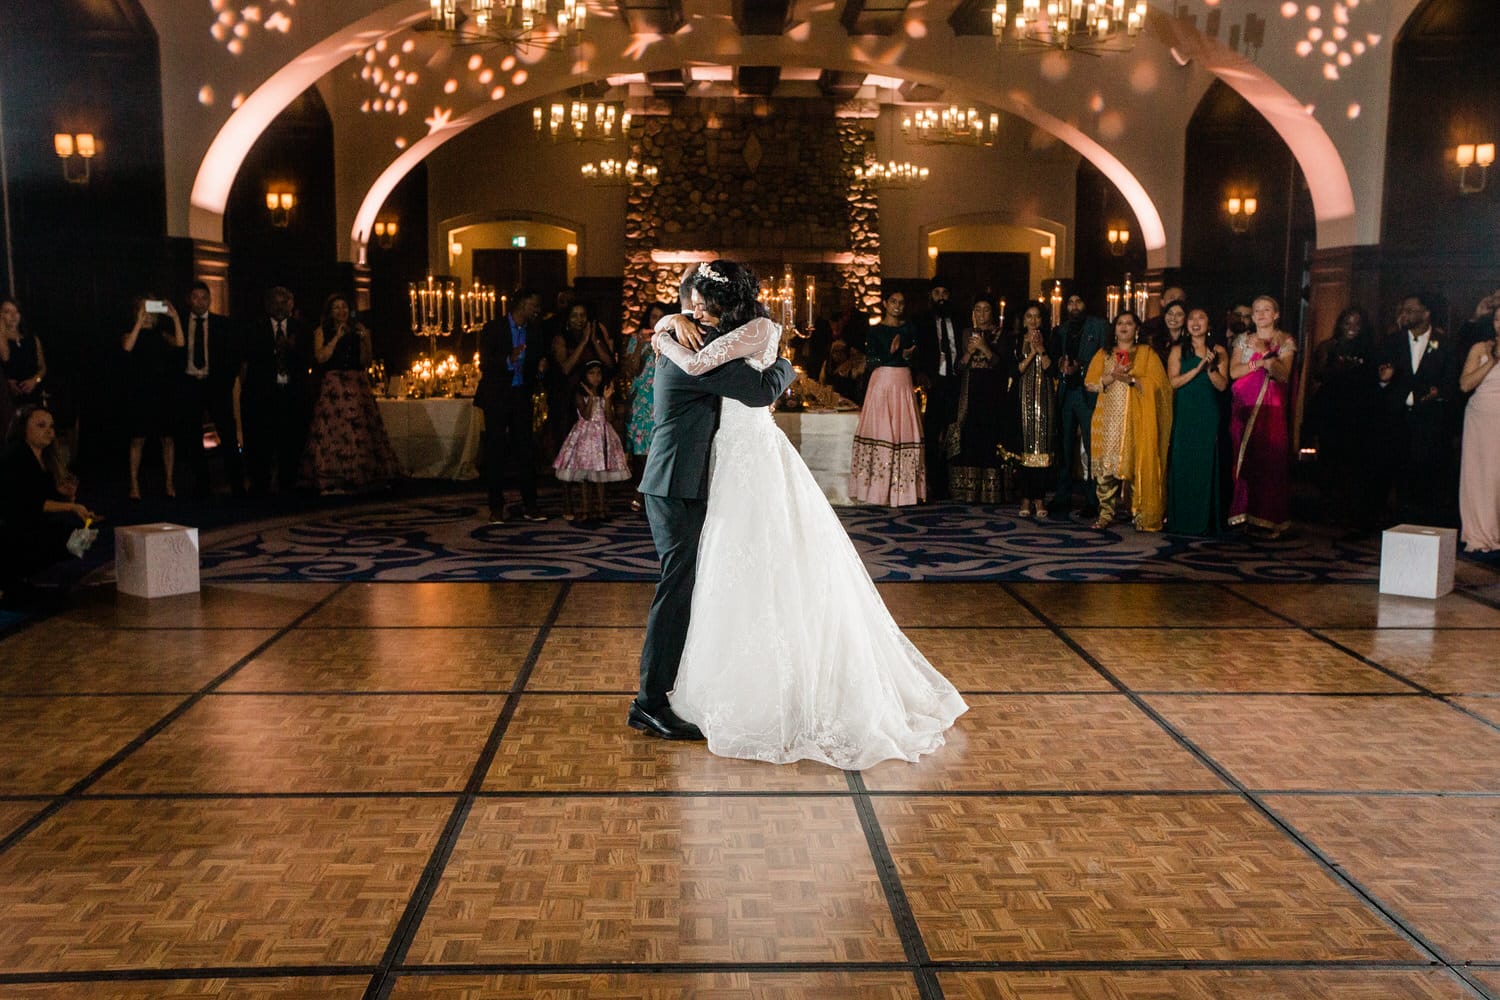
[409,284,418,332]
[998,298,1006,329]
[805,276,816,329]
[446,286,455,333]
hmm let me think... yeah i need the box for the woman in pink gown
[1227,296,1297,535]
[1459,312,1500,552]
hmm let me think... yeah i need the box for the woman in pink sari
[1227,295,1297,535]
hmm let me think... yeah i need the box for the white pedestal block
[1379,524,1456,600]
[115,523,200,598]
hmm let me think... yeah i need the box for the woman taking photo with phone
[121,295,185,500]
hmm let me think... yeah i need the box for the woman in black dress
[299,293,398,494]
[1,405,96,599]
[946,296,1013,504]
[121,296,186,500]
[1001,301,1057,517]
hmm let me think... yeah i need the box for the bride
[652,260,967,769]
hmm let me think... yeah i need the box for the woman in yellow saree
[1084,311,1174,531]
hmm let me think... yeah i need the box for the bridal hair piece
[697,262,729,284]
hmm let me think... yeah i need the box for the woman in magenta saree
[1228,296,1297,534]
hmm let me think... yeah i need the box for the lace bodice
[653,316,782,374]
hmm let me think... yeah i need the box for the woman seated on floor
[0,405,96,602]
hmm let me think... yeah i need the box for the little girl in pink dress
[553,361,630,521]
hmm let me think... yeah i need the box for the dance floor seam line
[0,582,353,859]
[998,581,1454,971]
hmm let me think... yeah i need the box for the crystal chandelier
[992,1,1147,52]
[901,106,1001,147]
[533,100,630,141]
[856,160,930,188]
[580,158,659,185]
[425,0,586,46]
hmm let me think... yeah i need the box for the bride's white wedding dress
[653,316,967,769]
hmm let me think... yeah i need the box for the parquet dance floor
[2,579,1500,998]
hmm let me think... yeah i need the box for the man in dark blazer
[1049,294,1108,516]
[914,277,960,501]
[180,280,246,498]
[1375,292,1461,526]
[632,305,796,741]
[475,288,547,523]
[241,286,313,493]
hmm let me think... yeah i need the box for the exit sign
[511,236,527,248]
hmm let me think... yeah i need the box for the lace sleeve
[654,317,782,375]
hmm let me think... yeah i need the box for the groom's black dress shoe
[628,701,705,741]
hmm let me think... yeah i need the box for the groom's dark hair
[694,259,769,333]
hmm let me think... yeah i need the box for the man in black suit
[1049,294,1108,516]
[915,277,960,501]
[241,286,313,493]
[180,280,246,497]
[475,288,548,523]
[632,279,796,741]
[1375,292,1461,526]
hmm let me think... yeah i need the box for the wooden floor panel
[553,582,656,626]
[861,695,1224,792]
[1226,584,1500,629]
[0,801,42,839]
[408,796,904,965]
[1009,583,1282,627]
[0,695,181,794]
[1,978,372,998]
[1455,695,1500,726]
[0,797,451,972]
[876,583,1040,627]
[1070,629,1411,693]
[92,694,506,794]
[59,583,339,630]
[939,969,1472,999]
[1318,629,1500,693]
[483,695,848,792]
[0,623,275,694]
[220,627,533,692]
[1267,794,1500,963]
[1148,695,1500,791]
[388,972,920,999]
[874,794,1419,963]
[906,629,1111,692]
[303,582,561,628]
[527,627,645,692]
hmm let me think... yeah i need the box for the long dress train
[653,318,968,769]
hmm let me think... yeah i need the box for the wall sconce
[1106,227,1130,257]
[566,242,579,257]
[1226,195,1257,233]
[54,132,96,184]
[373,219,399,249]
[1039,245,1054,272]
[1456,142,1495,195]
[449,239,463,258]
[265,189,295,228]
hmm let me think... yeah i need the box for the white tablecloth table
[774,409,860,506]
[376,397,484,480]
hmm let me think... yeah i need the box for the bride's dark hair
[692,259,770,333]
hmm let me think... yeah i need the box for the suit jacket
[1049,315,1108,402]
[475,316,544,411]
[915,309,963,383]
[183,311,242,390]
[641,328,796,500]
[1377,327,1459,420]
[242,316,312,401]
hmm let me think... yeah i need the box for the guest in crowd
[0,406,95,602]
[299,293,397,496]
[121,295,185,500]
[1049,294,1107,517]
[1086,311,1172,531]
[916,277,961,501]
[179,281,245,498]
[0,298,47,409]
[1375,292,1459,526]
[1151,300,1188,368]
[849,289,924,507]
[1141,286,1186,363]
[1457,287,1500,359]
[622,300,668,512]
[822,338,867,405]
[1459,308,1500,552]
[1226,302,1254,339]
[476,288,548,523]
[1308,306,1380,528]
[1228,295,1297,536]
[946,296,1009,504]
[242,286,313,494]
[1002,301,1056,517]
[1166,307,1229,535]
[548,298,616,444]
[554,360,631,522]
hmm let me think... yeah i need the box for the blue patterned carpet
[173,491,1386,584]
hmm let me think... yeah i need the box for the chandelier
[533,100,629,141]
[992,1,1147,52]
[856,160,930,188]
[580,157,659,185]
[901,106,1001,147]
[424,0,586,46]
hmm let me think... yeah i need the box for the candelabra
[1104,273,1150,322]
[409,276,457,382]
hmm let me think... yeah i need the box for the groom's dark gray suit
[636,327,795,712]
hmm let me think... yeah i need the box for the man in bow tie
[1374,292,1460,526]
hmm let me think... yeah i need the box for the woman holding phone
[121,294,185,500]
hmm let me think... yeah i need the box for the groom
[631,273,796,740]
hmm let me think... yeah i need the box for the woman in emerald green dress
[1166,307,1229,535]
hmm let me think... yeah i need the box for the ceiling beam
[732,0,794,35]
[615,0,686,35]
[839,0,911,37]
[736,65,781,95]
